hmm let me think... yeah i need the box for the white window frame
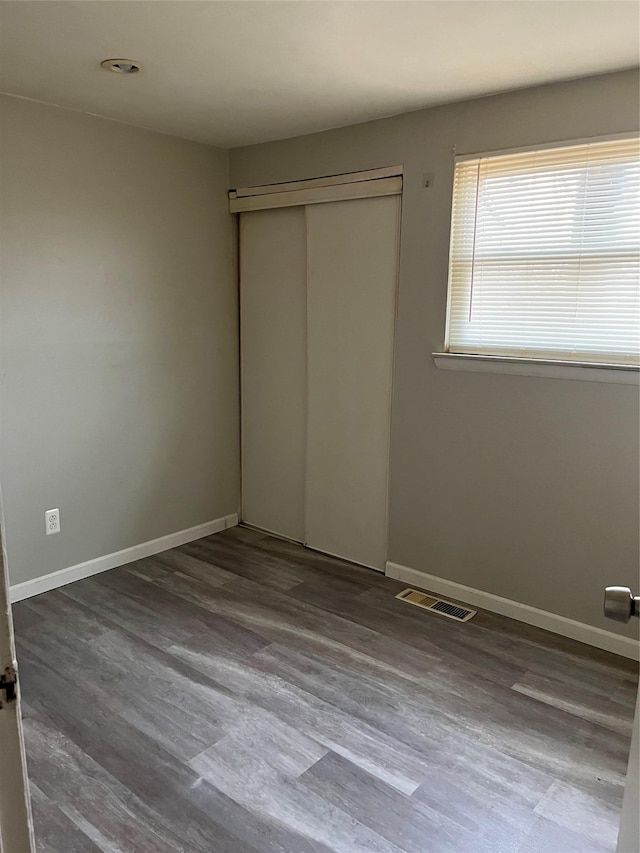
[434,133,640,384]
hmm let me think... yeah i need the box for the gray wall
[0,96,239,585]
[231,70,640,637]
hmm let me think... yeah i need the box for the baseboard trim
[385,561,639,661]
[10,513,239,603]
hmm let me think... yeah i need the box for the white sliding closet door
[305,195,400,570]
[240,208,307,541]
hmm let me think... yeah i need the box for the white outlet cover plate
[45,508,60,535]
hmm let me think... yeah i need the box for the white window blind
[446,137,640,365]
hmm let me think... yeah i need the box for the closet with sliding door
[230,167,402,572]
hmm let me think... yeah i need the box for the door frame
[617,687,639,852]
[0,484,34,851]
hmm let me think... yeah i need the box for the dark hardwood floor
[12,526,638,853]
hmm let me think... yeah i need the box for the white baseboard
[10,513,239,603]
[386,561,639,661]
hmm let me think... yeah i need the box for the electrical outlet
[45,508,60,535]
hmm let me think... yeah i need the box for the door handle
[604,586,640,623]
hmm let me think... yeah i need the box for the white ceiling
[1,1,638,149]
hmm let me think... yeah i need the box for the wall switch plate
[45,508,60,535]
[423,171,435,188]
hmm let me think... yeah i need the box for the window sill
[432,353,640,384]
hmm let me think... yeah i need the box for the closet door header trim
[229,166,403,212]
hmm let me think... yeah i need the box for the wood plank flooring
[12,526,638,853]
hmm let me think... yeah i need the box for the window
[445,136,640,367]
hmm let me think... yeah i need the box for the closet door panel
[240,208,307,541]
[305,195,399,569]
